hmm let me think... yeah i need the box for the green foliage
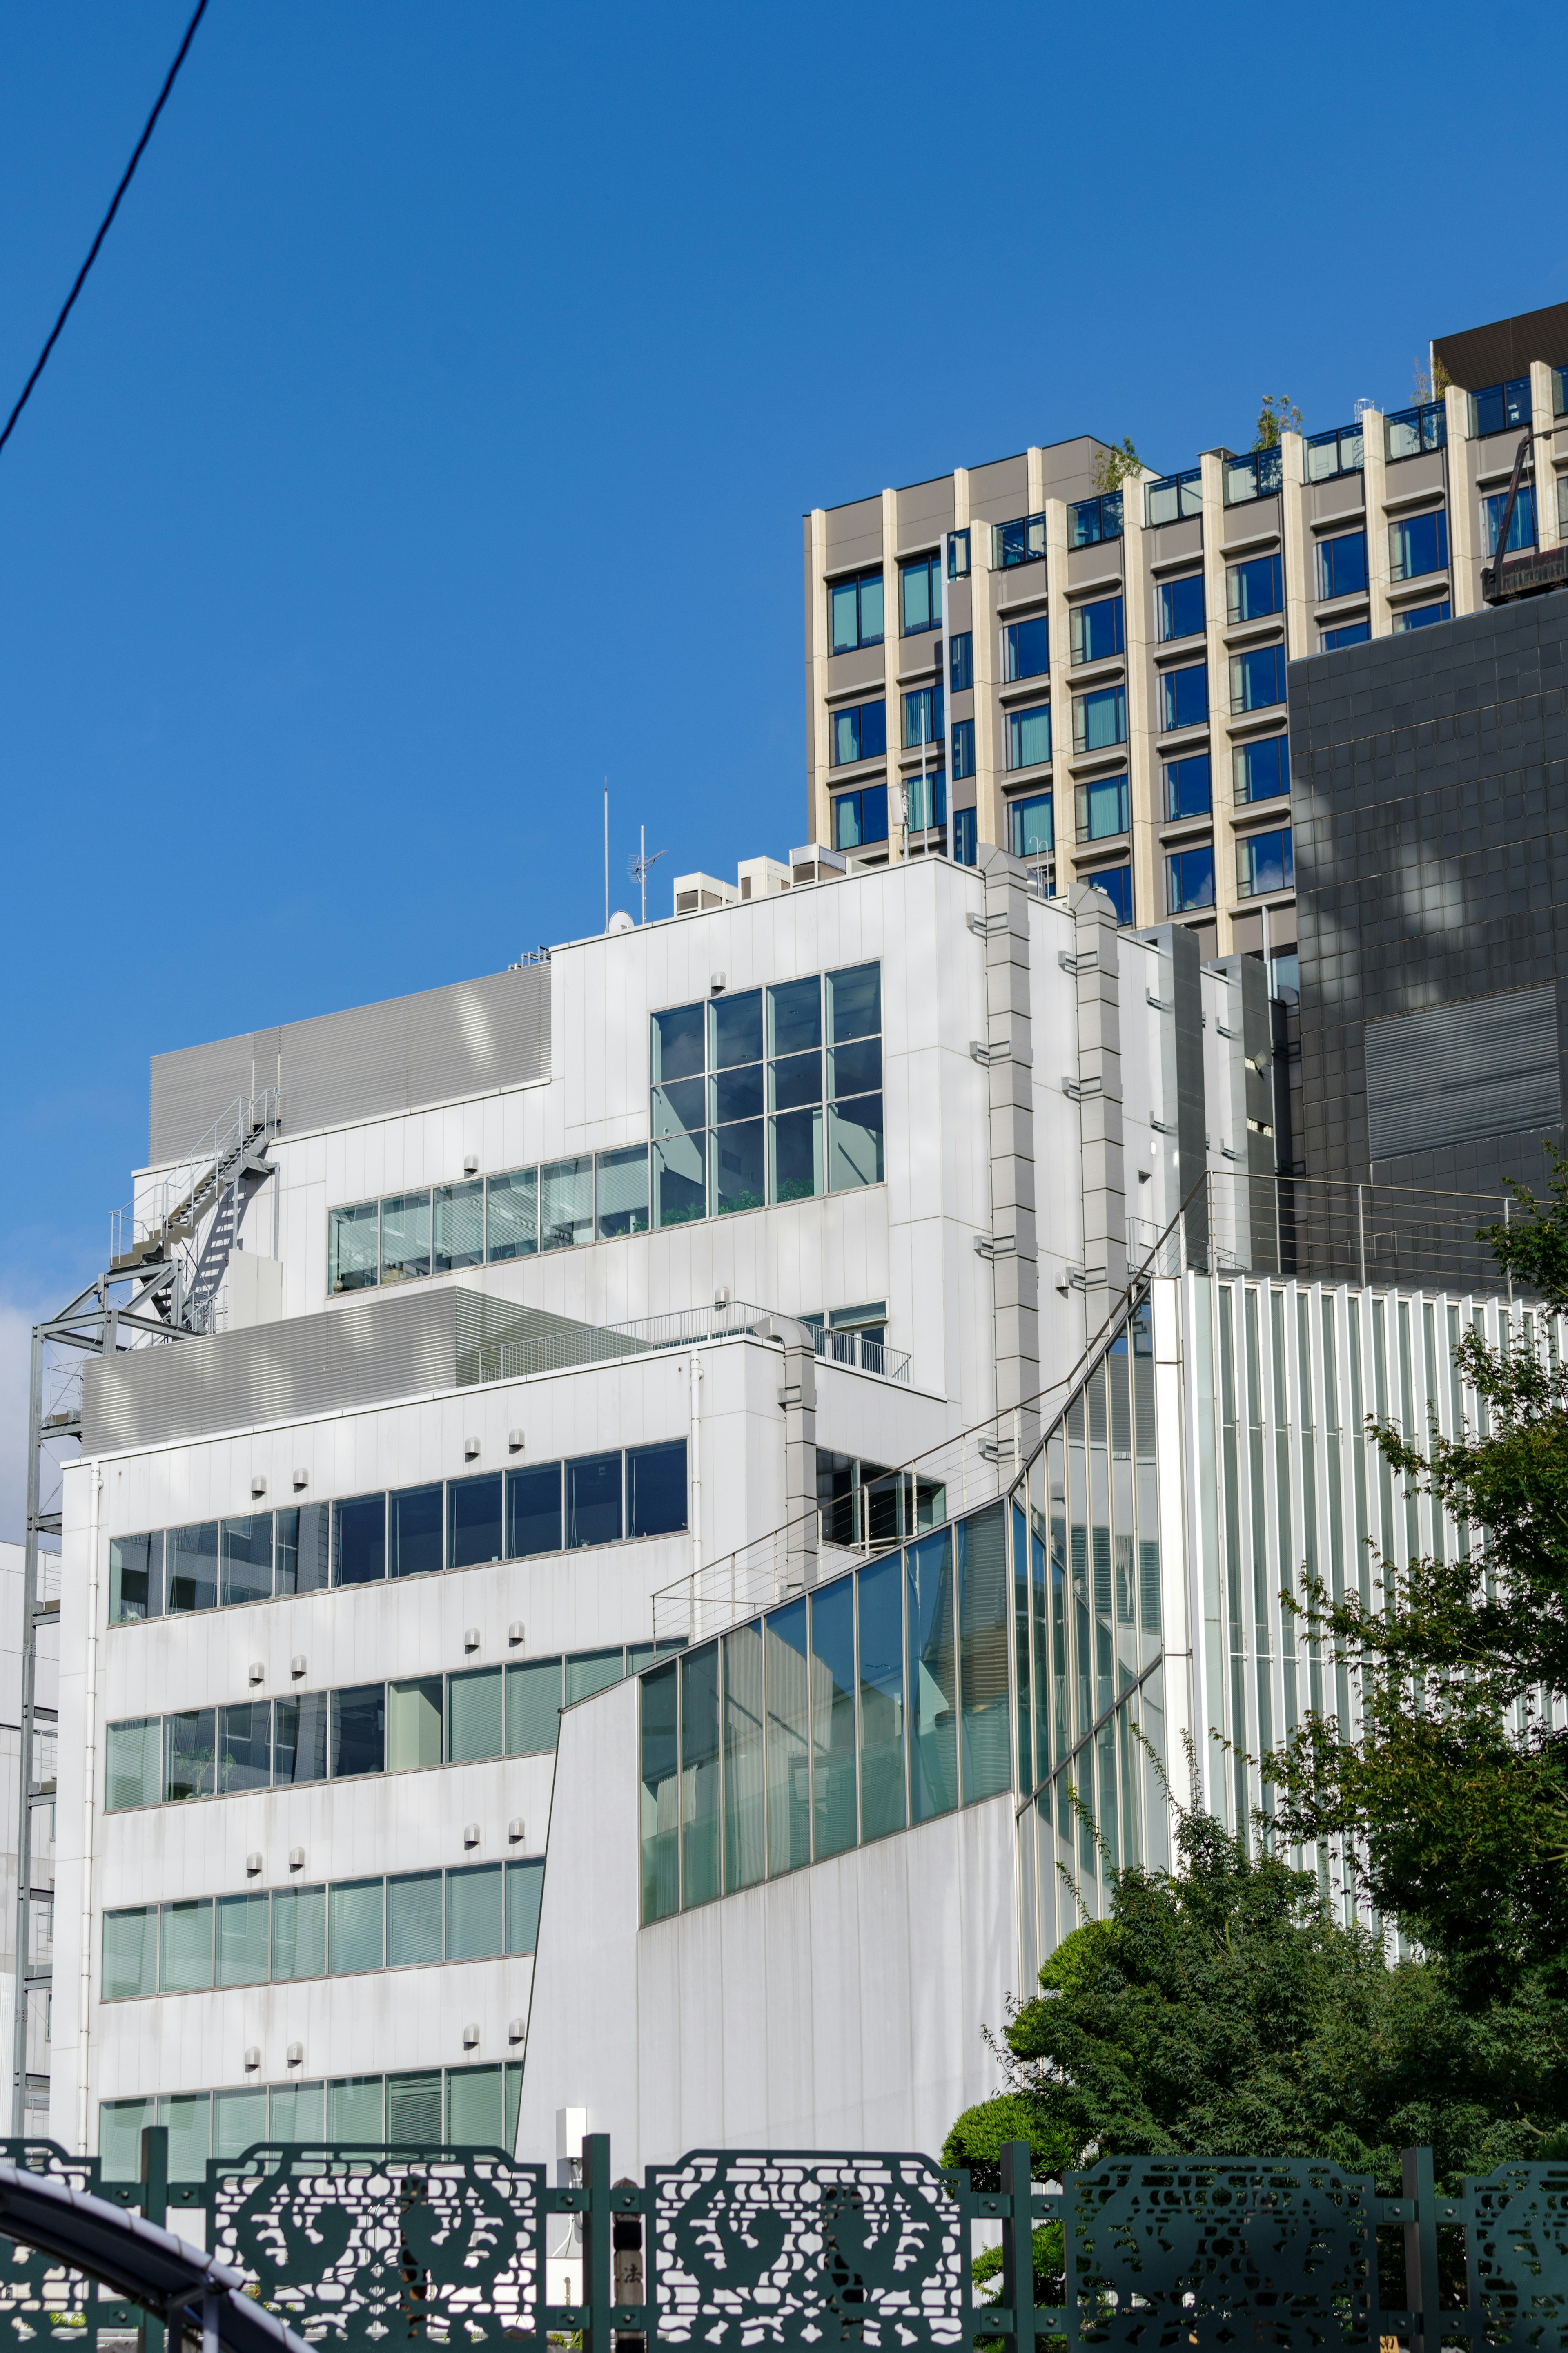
[949,1806,1568,2196]
[1089,438,1142,495]
[1265,1145,1568,1998]
[1254,393,1302,448]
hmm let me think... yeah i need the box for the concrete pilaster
[976,849,1040,1457]
[1070,881,1127,1339]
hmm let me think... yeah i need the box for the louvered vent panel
[1365,986,1562,1162]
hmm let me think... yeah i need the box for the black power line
[0,0,212,461]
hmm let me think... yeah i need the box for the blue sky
[1,0,1564,1527]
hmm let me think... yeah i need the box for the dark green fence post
[581,2131,615,2353]
[1000,2140,1038,2353]
[138,2126,169,2353]
[1402,2146,1440,2353]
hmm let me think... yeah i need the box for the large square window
[1083,863,1133,924]
[903,685,942,750]
[1235,734,1289,803]
[1237,826,1294,897]
[1008,792,1053,859]
[1472,377,1530,437]
[829,568,884,653]
[330,1684,385,1778]
[1166,844,1216,913]
[1004,615,1049,680]
[566,1452,623,1548]
[900,554,941,636]
[1227,553,1283,623]
[507,1463,563,1558]
[328,1202,378,1295]
[1070,596,1123,666]
[628,1441,688,1537]
[1007,704,1051,771]
[434,1179,486,1272]
[1164,754,1211,821]
[1230,644,1286,714]
[1158,665,1207,734]
[1158,574,1205,642]
[380,1191,431,1284]
[448,1473,503,1569]
[332,1493,386,1587]
[1075,774,1129,843]
[595,1145,649,1239]
[1073,685,1127,754]
[829,699,886,767]
[833,784,888,850]
[390,1483,444,1579]
[1316,530,1367,601]
[1390,510,1448,582]
[540,1157,592,1251]
[1483,486,1537,556]
[485,1168,537,1261]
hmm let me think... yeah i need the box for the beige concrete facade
[802,330,1568,971]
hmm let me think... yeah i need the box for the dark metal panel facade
[1365,985,1561,1162]
[148,967,551,1164]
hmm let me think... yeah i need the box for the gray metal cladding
[83,1285,464,1452]
[1365,985,1561,1162]
[149,967,551,1163]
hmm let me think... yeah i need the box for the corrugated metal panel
[148,967,551,1162]
[1365,985,1562,1162]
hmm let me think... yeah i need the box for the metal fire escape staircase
[11,1091,281,2132]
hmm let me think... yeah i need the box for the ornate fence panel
[1,2133,1568,2353]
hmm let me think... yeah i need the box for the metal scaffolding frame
[11,1094,278,2134]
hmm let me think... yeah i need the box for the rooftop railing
[1067,490,1123,547]
[1304,422,1363,482]
[1145,467,1202,526]
[992,512,1047,569]
[465,1298,912,1389]
[1470,376,1530,437]
[1223,447,1283,506]
[1385,399,1446,460]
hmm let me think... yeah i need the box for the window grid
[99,2066,522,2179]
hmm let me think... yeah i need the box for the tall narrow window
[857,1555,905,1841]
[809,1581,857,1860]
[722,1623,765,1893]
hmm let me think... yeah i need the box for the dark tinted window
[507,1464,563,1558]
[566,1453,623,1549]
[331,1685,386,1778]
[390,1484,444,1579]
[332,1494,386,1587]
[628,1442,688,1539]
[448,1474,504,1569]
[274,1694,329,1786]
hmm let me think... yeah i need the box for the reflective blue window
[1067,492,1122,548]
[833,786,888,850]
[1085,862,1133,923]
[1390,510,1448,582]
[1230,644,1286,715]
[1227,552,1283,622]
[1385,401,1446,460]
[829,700,886,767]
[1234,734,1289,804]
[1483,486,1537,556]
[1166,845,1215,913]
[1237,827,1293,898]
[1394,600,1452,633]
[997,514,1046,568]
[1145,470,1202,527]
[949,631,973,692]
[1075,774,1129,843]
[1163,753,1211,821]
[1073,685,1127,754]
[1008,792,1053,859]
[1471,377,1530,438]
[1158,574,1204,642]
[952,808,977,865]
[1321,622,1370,651]
[1004,615,1049,680]
[947,529,970,580]
[951,718,975,779]
[1007,705,1051,771]
[903,685,943,749]
[829,569,884,654]
[1159,663,1207,733]
[1070,595,1124,665]
[1316,531,1367,600]
[901,555,942,635]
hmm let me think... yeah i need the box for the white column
[1361,407,1392,638]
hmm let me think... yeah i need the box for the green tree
[1254,393,1302,448]
[1089,438,1142,495]
[1265,1149,1568,1998]
[946,1803,1568,2216]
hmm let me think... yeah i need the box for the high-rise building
[802,300,1568,988]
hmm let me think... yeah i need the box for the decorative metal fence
[0,2132,1565,2352]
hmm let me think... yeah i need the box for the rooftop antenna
[603,780,609,932]
[628,825,667,926]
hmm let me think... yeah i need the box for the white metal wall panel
[1364,984,1561,1162]
[148,968,550,1163]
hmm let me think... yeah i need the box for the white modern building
[43,848,1276,2181]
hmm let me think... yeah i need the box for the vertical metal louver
[1365,985,1562,1162]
